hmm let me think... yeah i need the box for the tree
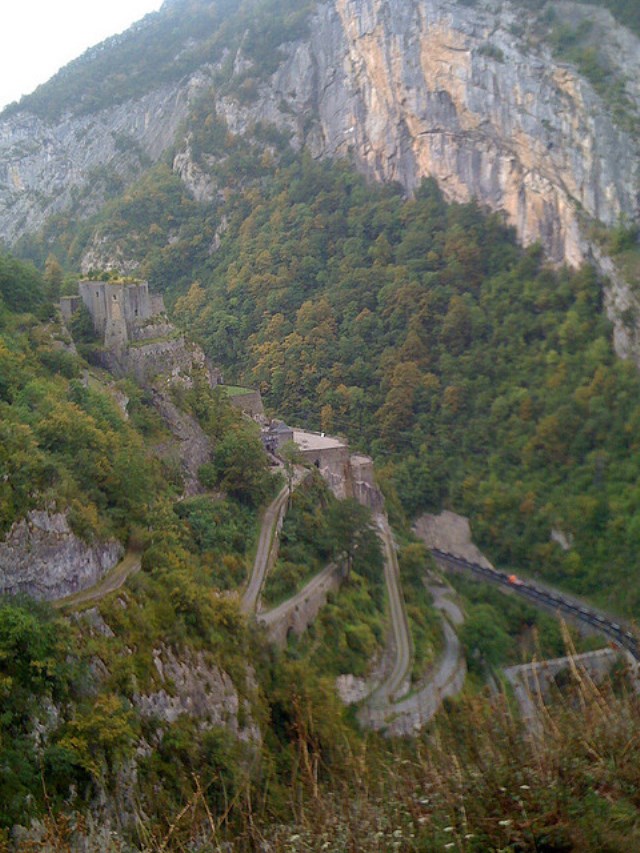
[327,498,376,578]
[214,428,274,506]
[460,604,510,674]
[44,255,64,302]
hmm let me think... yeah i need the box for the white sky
[0,1,164,111]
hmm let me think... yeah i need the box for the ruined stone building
[59,280,223,386]
[60,280,166,348]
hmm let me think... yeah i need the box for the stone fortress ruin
[60,279,167,350]
[60,279,221,386]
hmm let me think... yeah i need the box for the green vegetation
[506,0,640,38]
[141,155,640,619]
[548,17,638,134]
[569,0,640,37]
[2,9,640,830]
[173,495,259,590]
[398,542,443,681]
[263,475,379,610]
[262,475,335,607]
[0,258,166,539]
[285,508,385,678]
[446,572,607,680]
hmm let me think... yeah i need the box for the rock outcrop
[0,510,123,600]
[0,0,638,343]
[0,1,637,265]
[213,0,638,268]
[133,646,260,742]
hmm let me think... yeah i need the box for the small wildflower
[498,819,512,827]
[464,833,475,839]
[520,785,530,790]
[444,826,454,833]
[418,817,428,825]
[444,844,456,850]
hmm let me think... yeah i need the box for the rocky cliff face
[211,0,639,268]
[0,75,206,245]
[0,0,638,270]
[0,510,123,600]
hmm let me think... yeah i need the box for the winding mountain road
[241,467,310,615]
[367,513,414,705]
[431,548,640,661]
[361,577,466,734]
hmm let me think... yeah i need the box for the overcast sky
[0,1,164,111]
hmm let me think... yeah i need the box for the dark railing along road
[430,548,640,661]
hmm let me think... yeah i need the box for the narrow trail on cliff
[53,550,142,610]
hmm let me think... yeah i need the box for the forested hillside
[0,254,392,841]
[1,0,640,845]
[136,157,638,616]
[12,137,640,616]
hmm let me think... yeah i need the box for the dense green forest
[14,138,640,619]
[137,156,637,617]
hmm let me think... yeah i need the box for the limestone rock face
[0,510,123,600]
[0,0,638,296]
[0,77,205,244]
[217,0,638,268]
[134,645,260,742]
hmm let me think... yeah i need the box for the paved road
[431,548,640,660]
[241,468,310,615]
[367,513,413,705]
[258,561,341,626]
[361,580,466,734]
[53,550,141,610]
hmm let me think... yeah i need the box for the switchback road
[361,579,466,734]
[367,513,413,705]
[241,468,310,614]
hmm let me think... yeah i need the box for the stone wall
[504,648,620,730]
[96,333,222,387]
[227,390,265,417]
[59,295,81,325]
[293,430,352,499]
[78,280,166,348]
[349,453,384,511]
[258,563,346,647]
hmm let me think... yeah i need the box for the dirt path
[53,550,141,610]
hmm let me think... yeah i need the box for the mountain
[2,1,640,846]
[0,1,638,336]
